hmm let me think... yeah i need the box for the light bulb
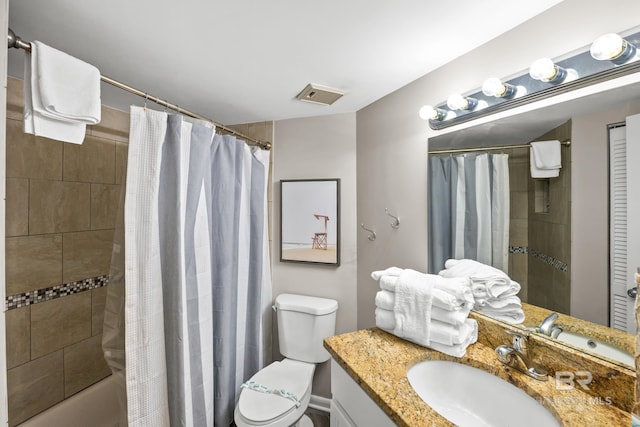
[419,105,435,120]
[591,33,636,64]
[529,58,567,83]
[419,105,448,121]
[447,94,477,111]
[482,77,516,98]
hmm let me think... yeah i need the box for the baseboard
[309,394,331,413]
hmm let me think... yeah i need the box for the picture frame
[280,179,341,266]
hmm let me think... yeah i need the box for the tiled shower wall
[507,121,572,313]
[526,122,572,314]
[4,78,275,426]
[5,76,128,426]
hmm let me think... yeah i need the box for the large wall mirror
[426,69,640,370]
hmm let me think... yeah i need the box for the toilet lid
[238,360,313,424]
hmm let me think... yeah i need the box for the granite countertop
[518,303,635,356]
[324,328,631,427]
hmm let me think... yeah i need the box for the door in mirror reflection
[609,115,640,334]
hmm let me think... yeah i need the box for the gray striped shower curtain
[428,153,509,274]
[103,106,272,427]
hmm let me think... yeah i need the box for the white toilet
[234,293,338,427]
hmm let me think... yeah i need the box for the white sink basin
[407,360,560,427]
[555,331,634,366]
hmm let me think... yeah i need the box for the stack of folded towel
[438,259,525,324]
[371,267,478,358]
[24,41,101,144]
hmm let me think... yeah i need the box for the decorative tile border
[529,248,568,272]
[509,246,568,273]
[509,246,528,254]
[5,275,109,311]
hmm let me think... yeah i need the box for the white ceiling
[7,0,562,126]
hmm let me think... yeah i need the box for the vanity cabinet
[330,359,395,427]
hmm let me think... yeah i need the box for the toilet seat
[235,359,315,426]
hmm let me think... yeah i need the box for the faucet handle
[505,329,529,352]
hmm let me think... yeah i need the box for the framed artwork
[280,179,340,266]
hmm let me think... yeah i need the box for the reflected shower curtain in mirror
[428,153,510,274]
[103,106,272,427]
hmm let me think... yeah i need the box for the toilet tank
[274,293,338,363]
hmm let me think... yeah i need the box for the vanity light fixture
[528,58,568,84]
[419,105,448,121]
[482,77,517,98]
[422,26,640,130]
[590,33,637,65]
[447,94,478,111]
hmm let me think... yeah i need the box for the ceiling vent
[296,83,344,105]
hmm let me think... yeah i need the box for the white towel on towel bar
[24,41,101,144]
[530,140,561,178]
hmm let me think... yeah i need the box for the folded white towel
[477,307,525,324]
[393,269,434,346]
[430,319,476,346]
[375,307,395,330]
[377,270,472,311]
[379,275,399,292]
[378,319,478,358]
[24,41,101,144]
[375,290,395,311]
[530,140,561,178]
[371,267,403,281]
[481,295,522,310]
[425,319,478,358]
[375,290,470,326]
[440,259,519,299]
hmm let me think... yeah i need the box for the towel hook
[385,208,400,229]
[360,223,376,241]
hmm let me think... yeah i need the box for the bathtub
[19,375,121,427]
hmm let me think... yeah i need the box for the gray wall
[572,101,640,324]
[272,113,357,398]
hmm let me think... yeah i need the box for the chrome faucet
[536,312,563,338]
[495,330,548,381]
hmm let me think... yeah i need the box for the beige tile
[6,178,29,237]
[7,77,24,121]
[63,230,114,283]
[31,292,92,359]
[63,135,116,184]
[247,122,268,142]
[6,306,31,369]
[29,180,91,234]
[91,286,108,336]
[115,140,128,185]
[88,105,129,143]
[8,350,64,426]
[6,118,63,180]
[6,234,63,295]
[64,334,111,398]
[91,184,121,230]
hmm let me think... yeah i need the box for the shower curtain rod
[428,140,571,155]
[7,29,272,150]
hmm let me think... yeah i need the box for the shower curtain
[428,152,510,274]
[103,106,272,427]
